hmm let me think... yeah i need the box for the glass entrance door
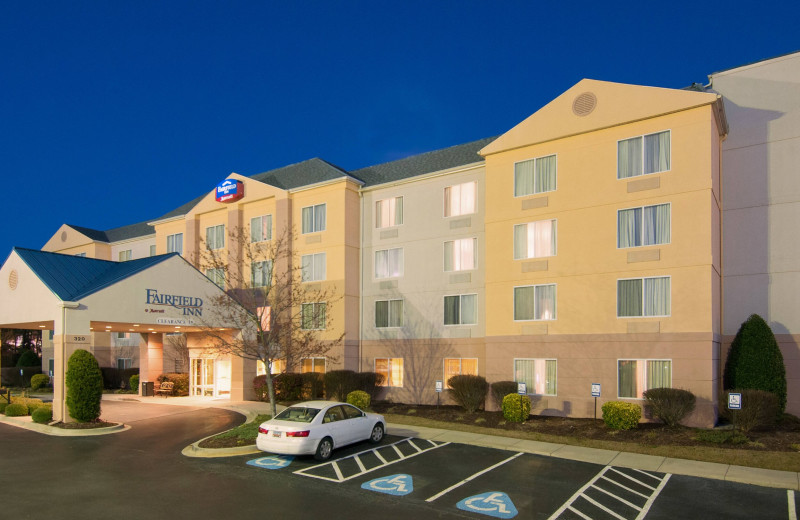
[215,358,231,397]
[191,358,215,397]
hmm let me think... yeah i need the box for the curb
[0,415,129,436]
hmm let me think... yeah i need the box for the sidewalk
[7,394,799,491]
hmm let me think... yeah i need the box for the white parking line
[425,452,524,502]
[789,490,797,520]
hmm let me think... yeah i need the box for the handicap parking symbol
[246,455,294,470]
[361,474,413,496]
[457,491,518,519]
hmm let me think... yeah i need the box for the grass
[199,414,271,448]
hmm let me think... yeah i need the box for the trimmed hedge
[157,373,189,396]
[32,405,53,424]
[324,370,358,401]
[502,393,531,422]
[16,349,40,367]
[448,375,488,413]
[130,374,140,392]
[491,381,519,409]
[355,372,385,401]
[601,401,641,430]
[253,375,270,402]
[0,402,6,413]
[720,389,780,432]
[5,403,28,416]
[643,388,696,427]
[274,373,305,401]
[302,372,324,399]
[66,349,103,422]
[347,390,371,410]
[31,374,50,391]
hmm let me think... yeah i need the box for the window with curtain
[206,268,225,289]
[617,276,670,317]
[301,358,326,374]
[376,196,403,228]
[514,284,556,321]
[514,219,557,259]
[301,253,326,282]
[618,359,671,398]
[514,359,557,395]
[301,302,326,330]
[444,358,478,388]
[301,203,326,234]
[375,248,403,278]
[617,130,670,179]
[251,215,272,242]
[149,245,156,257]
[444,294,477,325]
[375,358,404,387]
[167,233,183,255]
[206,225,225,250]
[514,154,557,197]
[444,238,477,271]
[444,181,476,217]
[375,299,403,328]
[617,203,670,248]
[118,250,132,262]
[251,260,272,288]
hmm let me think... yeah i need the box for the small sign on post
[591,383,601,420]
[435,380,443,408]
[728,392,742,410]
[517,382,527,395]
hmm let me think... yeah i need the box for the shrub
[601,401,641,430]
[347,390,371,410]
[720,389,780,432]
[101,367,140,390]
[130,374,140,392]
[16,349,40,367]
[157,373,189,396]
[0,402,6,413]
[723,314,787,414]
[30,374,50,391]
[32,405,53,424]
[491,381,519,409]
[695,429,749,445]
[355,372,385,401]
[324,370,358,401]
[5,403,28,416]
[502,393,531,422]
[274,373,305,401]
[253,375,269,401]
[448,374,488,413]
[301,372,324,399]
[643,387,696,427]
[65,349,103,422]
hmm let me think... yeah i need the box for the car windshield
[274,407,321,423]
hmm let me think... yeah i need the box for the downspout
[358,189,364,373]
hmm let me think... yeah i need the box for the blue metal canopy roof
[13,247,177,302]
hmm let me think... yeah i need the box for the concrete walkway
[5,394,798,491]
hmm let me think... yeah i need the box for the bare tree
[163,333,190,373]
[195,226,343,417]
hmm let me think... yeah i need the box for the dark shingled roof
[351,136,497,187]
[250,158,353,190]
[152,193,207,222]
[67,221,154,244]
[66,224,109,242]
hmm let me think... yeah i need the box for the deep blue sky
[1,1,797,257]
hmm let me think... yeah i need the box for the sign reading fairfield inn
[145,288,203,316]
[215,178,244,203]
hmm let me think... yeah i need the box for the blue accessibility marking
[361,474,414,496]
[246,455,294,470]
[457,491,518,519]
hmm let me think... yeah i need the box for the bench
[155,381,174,398]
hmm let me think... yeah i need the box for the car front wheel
[315,437,333,461]
[369,423,384,444]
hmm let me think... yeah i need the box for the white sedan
[256,401,386,461]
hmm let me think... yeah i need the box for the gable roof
[352,136,496,186]
[14,247,176,301]
[250,158,353,190]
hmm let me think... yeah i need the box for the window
[444,294,477,325]
[444,238,477,271]
[514,284,556,321]
[375,299,403,328]
[444,358,478,388]
[206,225,225,250]
[617,203,670,248]
[301,357,326,374]
[206,268,225,289]
[149,245,157,256]
[115,332,130,339]
[118,250,132,262]
[514,155,556,197]
[48,358,54,377]
[444,181,476,217]
[257,359,284,375]
[375,358,403,387]
[301,203,326,234]
[301,253,326,282]
[167,233,183,255]
[301,302,326,330]
[117,358,132,370]
[375,248,403,279]
[617,276,670,317]
[514,219,556,259]
[514,359,557,395]
[75,252,86,257]
[251,215,272,242]
[251,260,272,288]
[618,130,670,179]
[618,359,672,398]
[376,196,403,228]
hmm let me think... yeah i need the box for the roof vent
[9,269,18,290]
[572,92,597,116]
[61,231,68,242]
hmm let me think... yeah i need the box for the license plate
[272,431,281,438]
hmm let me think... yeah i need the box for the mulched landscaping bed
[51,420,118,429]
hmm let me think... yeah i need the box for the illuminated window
[444,181,476,217]
[375,358,403,387]
[301,358,326,374]
[444,358,478,388]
